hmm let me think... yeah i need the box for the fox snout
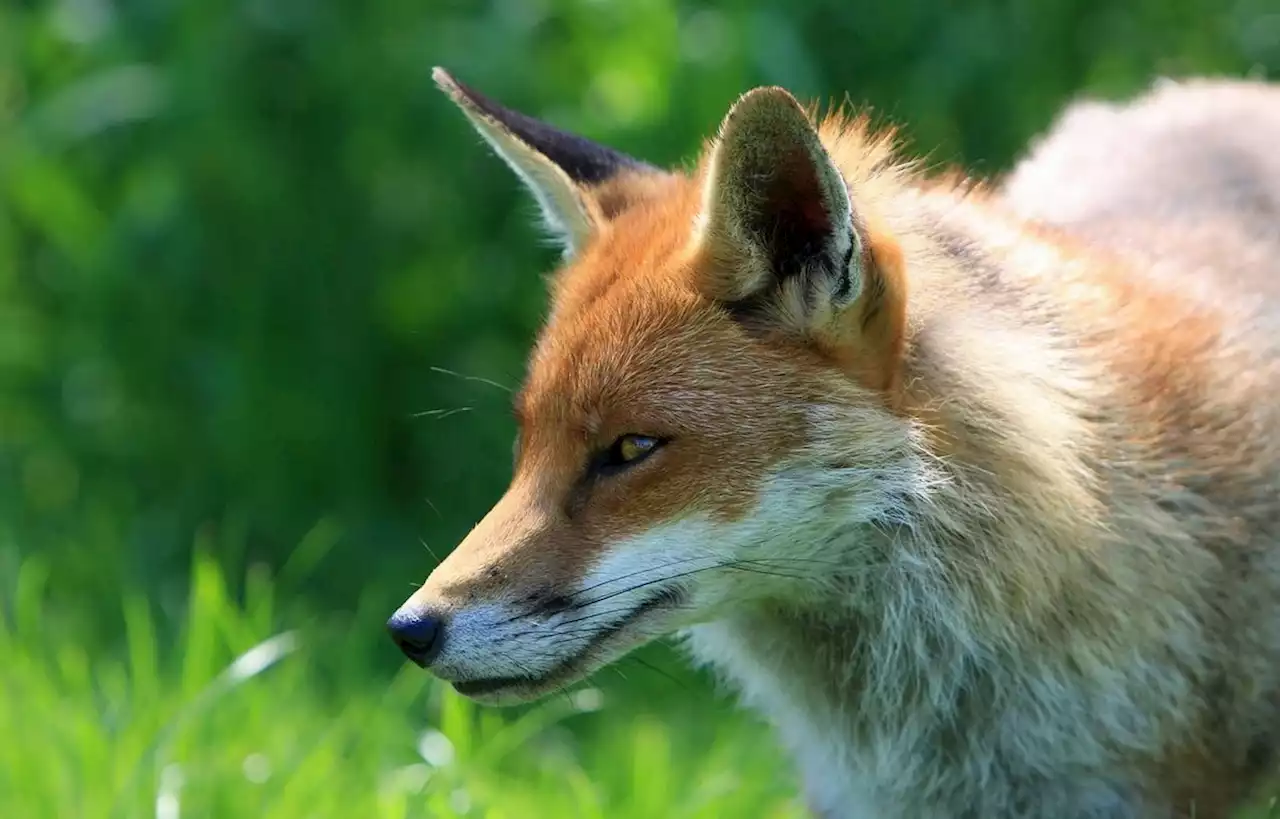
[386,606,445,668]
[385,487,547,671]
[383,479,667,703]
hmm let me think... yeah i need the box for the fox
[388,69,1280,819]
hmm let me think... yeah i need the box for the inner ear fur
[707,211,908,397]
[692,87,909,395]
[695,87,859,304]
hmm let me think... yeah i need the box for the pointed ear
[694,87,907,392]
[433,68,659,256]
[696,87,860,304]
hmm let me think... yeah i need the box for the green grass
[0,550,805,819]
[10,548,1280,819]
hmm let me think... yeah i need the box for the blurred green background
[2,1,1278,817]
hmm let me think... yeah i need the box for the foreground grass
[0,551,804,819]
[10,548,1280,819]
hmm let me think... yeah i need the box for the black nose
[386,607,444,668]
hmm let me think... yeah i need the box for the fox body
[390,72,1280,818]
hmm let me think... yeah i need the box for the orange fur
[392,73,1280,819]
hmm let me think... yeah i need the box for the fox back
[389,73,1280,819]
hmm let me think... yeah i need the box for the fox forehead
[517,174,786,429]
[546,171,704,320]
[509,199,839,435]
[502,181,850,528]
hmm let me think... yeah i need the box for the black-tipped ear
[696,86,861,308]
[434,68,656,255]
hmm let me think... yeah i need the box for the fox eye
[598,434,665,474]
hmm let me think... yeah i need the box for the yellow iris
[616,434,658,463]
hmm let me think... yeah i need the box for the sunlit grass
[10,545,1280,819]
[0,550,805,819]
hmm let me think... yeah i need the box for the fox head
[388,69,929,704]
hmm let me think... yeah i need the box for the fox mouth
[450,587,684,702]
